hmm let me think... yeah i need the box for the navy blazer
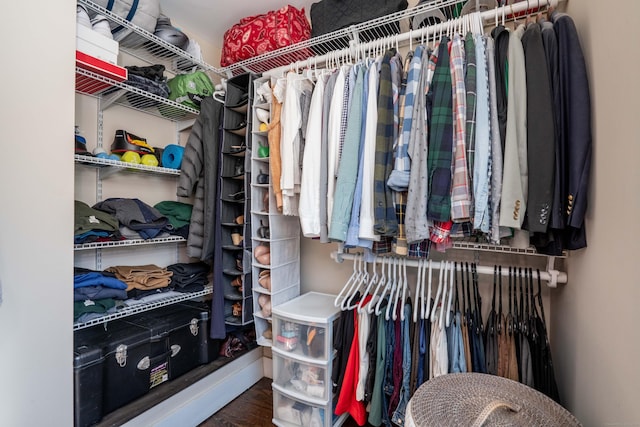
[554,12,592,250]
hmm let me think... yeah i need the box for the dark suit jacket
[522,23,555,234]
[554,12,592,250]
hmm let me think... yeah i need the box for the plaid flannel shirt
[450,34,472,222]
[373,50,399,237]
[427,37,454,223]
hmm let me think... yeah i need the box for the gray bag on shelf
[91,0,161,47]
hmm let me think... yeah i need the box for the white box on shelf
[76,24,119,65]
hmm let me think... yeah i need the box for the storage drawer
[273,349,331,401]
[273,384,345,427]
[272,315,331,361]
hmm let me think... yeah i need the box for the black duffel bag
[310,0,408,47]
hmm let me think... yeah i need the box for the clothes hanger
[334,253,360,307]
[430,261,445,323]
[465,262,474,333]
[472,263,483,335]
[375,256,394,316]
[413,259,423,322]
[454,262,461,323]
[391,258,402,320]
[394,258,409,321]
[358,257,378,313]
[368,256,387,313]
[528,268,539,343]
[344,258,368,310]
[497,265,503,335]
[507,266,514,336]
[438,261,449,329]
[386,258,399,321]
[445,261,455,327]
[425,259,433,319]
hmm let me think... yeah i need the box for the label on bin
[150,362,169,388]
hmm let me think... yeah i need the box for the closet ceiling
[160,0,316,50]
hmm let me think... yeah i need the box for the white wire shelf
[75,67,200,121]
[74,235,186,250]
[450,240,567,258]
[73,285,213,330]
[74,154,181,175]
[79,0,216,76]
[219,0,467,76]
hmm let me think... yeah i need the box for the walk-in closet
[1,0,639,426]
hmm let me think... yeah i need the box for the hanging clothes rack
[330,251,567,288]
[262,0,564,77]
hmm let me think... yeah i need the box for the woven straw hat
[409,373,581,426]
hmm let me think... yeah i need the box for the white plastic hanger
[375,256,393,316]
[334,253,361,307]
[368,257,386,313]
[425,260,433,319]
[344,258,368,310]
[445,261,455,327]
[413,259,423,322]
[392,258,408,321]
[419,259,428,319]
[430,261,445,323]
[357,257,378,313]
[385,258,399,321]
[438,262,449,329]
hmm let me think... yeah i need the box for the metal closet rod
[265,0,562,77]
[330,250,567,288]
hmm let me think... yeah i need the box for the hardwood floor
[199,377,370,427]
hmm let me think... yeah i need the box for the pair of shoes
[234,158,244,176]
[231,276,243,293]
[77,5,113,39]
[229,141,247,153]
[235,252,244,271]
[77,5,92,28]
[231,231,243,246]
[91,15,113,39]
[232,302,242,317]
[228,190,245,201]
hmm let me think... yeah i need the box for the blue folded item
[74,285,128,301]
[74,272,128,290]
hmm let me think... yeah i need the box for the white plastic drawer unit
[272,384,347,427]
[272,349,331,401]
[271,292,341,363]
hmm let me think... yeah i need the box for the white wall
[0,0,75,425]
[551,0,640,425]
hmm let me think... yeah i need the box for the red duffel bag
[220,5,312,67]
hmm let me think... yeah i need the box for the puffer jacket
[177,97,223,262]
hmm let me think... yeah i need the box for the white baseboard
[122,347,264,427]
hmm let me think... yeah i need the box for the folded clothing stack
[93,198,171,240]
[74,200,122,244]
[106,264,173,292]
[166,261,210,293]
[73,267,128,322]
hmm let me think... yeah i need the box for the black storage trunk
[178,300,221,364]
[73,335,104,427]
[124,303,212,381]
[74,320,153,419]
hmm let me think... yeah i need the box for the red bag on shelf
[220,5,312,67]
